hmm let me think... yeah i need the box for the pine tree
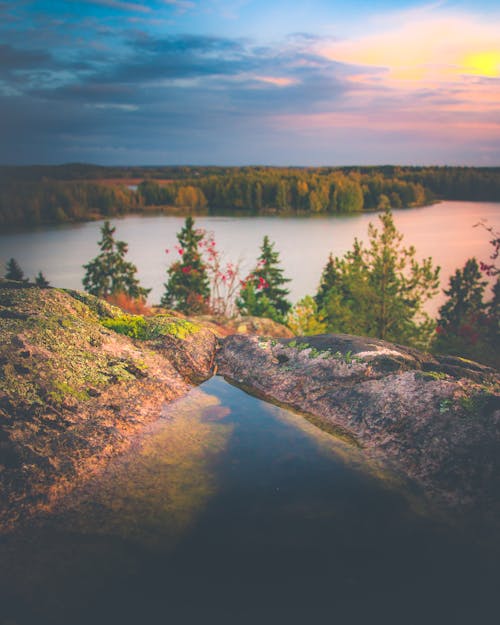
[316,210,440,348]
[432,258,500,365]
[35,271,50,288]
[5,258,28,282]
[237,235,291,323]
[161,216,210,313]
[82,221,150,300]
[315,253,338,310]
[436,259,487,334]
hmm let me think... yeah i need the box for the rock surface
[216,333,500,514]
[2,280,499,530]
[190,314,294,338]
[0,281,217,529]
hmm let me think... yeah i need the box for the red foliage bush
[105,292,152,316]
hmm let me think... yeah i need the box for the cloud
[0,44,52,71]
[79,0,152,12]
[163,0,196,11]
[252,76,298,87]
[88,102,139,111]
[317,7,500,82]
[1,4,499,166]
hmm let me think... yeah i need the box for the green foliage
[433,259,499,368]
[333,176,364,212]
[437,258,486,331]
[5,258,28,282]
[287,295,327,335]
[82,221,151,300]
[35,271,50,288]
[2,164,500,227]
[316,210,440,349]
[161,216,210,313]
[102,314,199,341]
[237,235,291,323]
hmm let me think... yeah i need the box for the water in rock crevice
[0,376,497,624]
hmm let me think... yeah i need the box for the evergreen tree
[433,258,499,366]
[161,216,210,313]
[5,258,28,282]
[317,211,440,348]
[82,221,150,300]
[35,271,50,288]
[237,235,291,323]
[436,259,487,334]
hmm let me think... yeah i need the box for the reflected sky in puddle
[0,377,498,625]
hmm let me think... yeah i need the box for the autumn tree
[161,216,210,313]
[82,221,150,300]
[237,236,291,323]
[175,186,207,210]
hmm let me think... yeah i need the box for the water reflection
[1,201,498,312]
[0,377,497,624]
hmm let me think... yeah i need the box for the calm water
[0,377,497,625]
[1,201,498,312]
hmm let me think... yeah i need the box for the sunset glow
[1,0,499,164]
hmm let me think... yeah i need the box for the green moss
[107,361,138,382]
[0,286,149,410]
[101,314,148,339]
[419,370,448,382]
[1,362,44,406]
[101,314,199,341]
[63,289,122,320]
[49,381,90,403]
[284,341,362,363]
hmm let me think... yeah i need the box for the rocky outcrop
[216,333,500,513]
[190,314,294,338]
[0,281,218,529]
[3,280,499,529]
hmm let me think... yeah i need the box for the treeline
[2,165,500,227]
[0,180,139,226]
[5,212,499,367]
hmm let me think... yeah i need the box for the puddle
[0,376,497,624]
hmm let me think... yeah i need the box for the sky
[0,0,499,165]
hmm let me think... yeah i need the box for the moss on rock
[0,281,218,530]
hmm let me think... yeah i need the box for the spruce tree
[436,259,487,334]
[237,235,291,323]
[83,221,150,300]
[315,253,338,310]
[432,258,500,366]
[35,271,50,288]
[5,258,28,282]
[161,216,210,313]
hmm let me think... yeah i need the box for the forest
[1,165,500,227]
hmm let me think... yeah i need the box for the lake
[0,377,497,624]
[1,200,499,313]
